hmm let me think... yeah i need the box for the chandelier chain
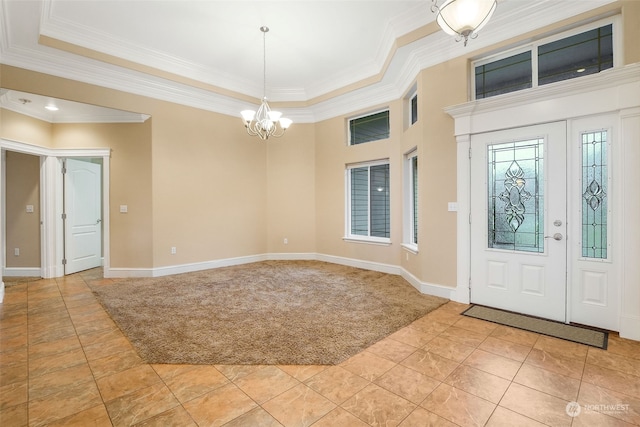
[262,27,267,98]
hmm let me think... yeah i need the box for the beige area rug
[90,260,448,365]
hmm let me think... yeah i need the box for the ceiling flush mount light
[431,0,497,46]
[240,26,292,140]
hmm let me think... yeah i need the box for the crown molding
[1,0,621,123]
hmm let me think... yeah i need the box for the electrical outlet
[283,238,288,244]
[120,205,128,213]
[171,246,176,254]
[14,248,19,256]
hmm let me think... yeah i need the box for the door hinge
[62,259,67,265]
[468,147,472,159]
[469,212,472,224]
[61,213,67,220]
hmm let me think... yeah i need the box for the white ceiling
[0,0,617,123]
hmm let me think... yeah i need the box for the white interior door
[470,122,567,322]
[64,158,102,274]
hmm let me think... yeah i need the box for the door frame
[445,64,640,340]
[0,139,110,298]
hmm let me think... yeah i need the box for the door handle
[544,233,563,241]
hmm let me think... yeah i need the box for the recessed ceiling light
[45,104,59,111]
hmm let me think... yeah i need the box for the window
[403,84,418,130]
[403,149,418,250]
[475,50,532,99]
[474,20,615,100]
[346,161,390,242]
[410,93,418,126]
[581,129,609,259]
[349,110,390,145]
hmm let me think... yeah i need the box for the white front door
[64,158,102,274]
[470,122,567,322]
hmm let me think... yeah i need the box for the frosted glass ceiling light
[431,0,497,46]
[240,26,292,140]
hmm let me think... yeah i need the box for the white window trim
[403,148,418,252]
[347,108,390,146]
[472,15,621,100]
[344,159,391,245]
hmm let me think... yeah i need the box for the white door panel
[471,122,567,322]
[64,159,102,274]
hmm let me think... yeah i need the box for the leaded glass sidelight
[582,130,608,259]
[488,139,544,252]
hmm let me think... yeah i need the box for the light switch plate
[26,205,34,213]
[448,202,458,212]
[120,205,128,213]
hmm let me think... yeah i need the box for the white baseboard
[102,252,456,302]
[0,281,4,303]
[401,269,456,300]
[315,253,401,275]
[3,267,41,277]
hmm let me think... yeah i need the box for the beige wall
[1,1,637,283]
[149,102,270,266]
[4,151,40,268]
[267,123,316,254]
[0,108,52,147]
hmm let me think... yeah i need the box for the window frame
[402,148,418,253]
[347,109,390,146]
[344,159,391,245]
[472,16,620,100]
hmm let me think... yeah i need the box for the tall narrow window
[410,93,418,125]
[581,130,608,259]
[349,110,390,145]
[346,161,390,241]
[403,150,418,248]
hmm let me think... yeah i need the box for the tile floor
[1,268,639,427]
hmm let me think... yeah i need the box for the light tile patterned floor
[1,269,640,426]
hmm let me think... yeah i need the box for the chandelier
[240,26,292,140]
[431,0,497,46]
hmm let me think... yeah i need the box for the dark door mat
[462,305,608,349]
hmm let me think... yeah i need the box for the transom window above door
[474,18,616,100]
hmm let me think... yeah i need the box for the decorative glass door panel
[488,139,544,253]
[471,122,567,322]
[581,130,608,259]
